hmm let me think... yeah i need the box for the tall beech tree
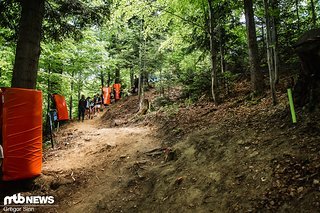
[244,0,264,94]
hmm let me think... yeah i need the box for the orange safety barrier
[113,84,121,100]
[1,87,42,181]
[102,87,111,105]
[52,94,68,121]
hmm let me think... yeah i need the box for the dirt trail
[39,115,162,213]
[3,87,320,212]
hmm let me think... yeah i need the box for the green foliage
[0,45,14,87]
[0,0,317,121]
[163,102,180,117]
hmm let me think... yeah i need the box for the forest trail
[39,113,162,213]
[17,88,320,212]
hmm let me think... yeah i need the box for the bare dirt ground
[37,116,163,213]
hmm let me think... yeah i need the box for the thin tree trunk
[100,70,104,88]
[208,0,219,104]
[46,68,51,116]
[11,0,45,89]
[139,37,147,110]
[272,0,280,84]
[264,0,277,105]
[244,0,264,94]
[115,69,120,84]
[219,26,228,95]
[160,69,164,97]
[77,71,82,101]
[138,38,142,101]
[107,71,110,87]
[130,68,134,89]
[261,22,265,52]
[138,19,145,104]
[310,0,317,27]
[295,0,300,32]
[69,70,74,120]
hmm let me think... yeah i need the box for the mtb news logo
[3,193,55,212]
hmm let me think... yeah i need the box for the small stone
[297,187,304,193]
[245,146,250,150]
[237,140,246,145]
[313,179,319,185]
[249,151,259,158]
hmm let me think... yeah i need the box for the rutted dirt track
[38,118,162,213]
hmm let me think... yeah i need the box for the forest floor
[1,80,320,213]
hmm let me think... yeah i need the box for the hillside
[2,80,319,212]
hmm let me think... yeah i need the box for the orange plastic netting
[1,88,43,181]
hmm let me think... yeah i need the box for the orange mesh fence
[1,88,43,181]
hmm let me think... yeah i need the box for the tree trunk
[272,0,280,84]
[310,0,317,27]
[208,0,219,104]
[261,22,266,54]
[295,0,300,32]
[107,71,111,87]
[139,37,147,110]
[130,69,134,89]
[69,70,74,120]
[115,69,120,84]
[100,70,104,88]
[77,71,82,101]
[244,0,264,94]
[264,0,277,105]
[11,0,45,89]
[46,68,51,116]
[220,26,228,95]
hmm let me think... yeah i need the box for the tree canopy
[0,0,319,115]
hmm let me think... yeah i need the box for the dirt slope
[37,117,163,213]
[1,84,320,213]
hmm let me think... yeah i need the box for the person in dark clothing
[78,95,86,122]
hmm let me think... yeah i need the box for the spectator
[90,97,96,116]
[78,95,86,122]
[95,93,102,113]
[85,97,92,119]
[134,75,139,93]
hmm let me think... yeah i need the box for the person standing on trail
[95,93,102,113]
[85,97,92,119]
[134,75,139,93]
[78,95,86,122]
[91,95,96,116]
